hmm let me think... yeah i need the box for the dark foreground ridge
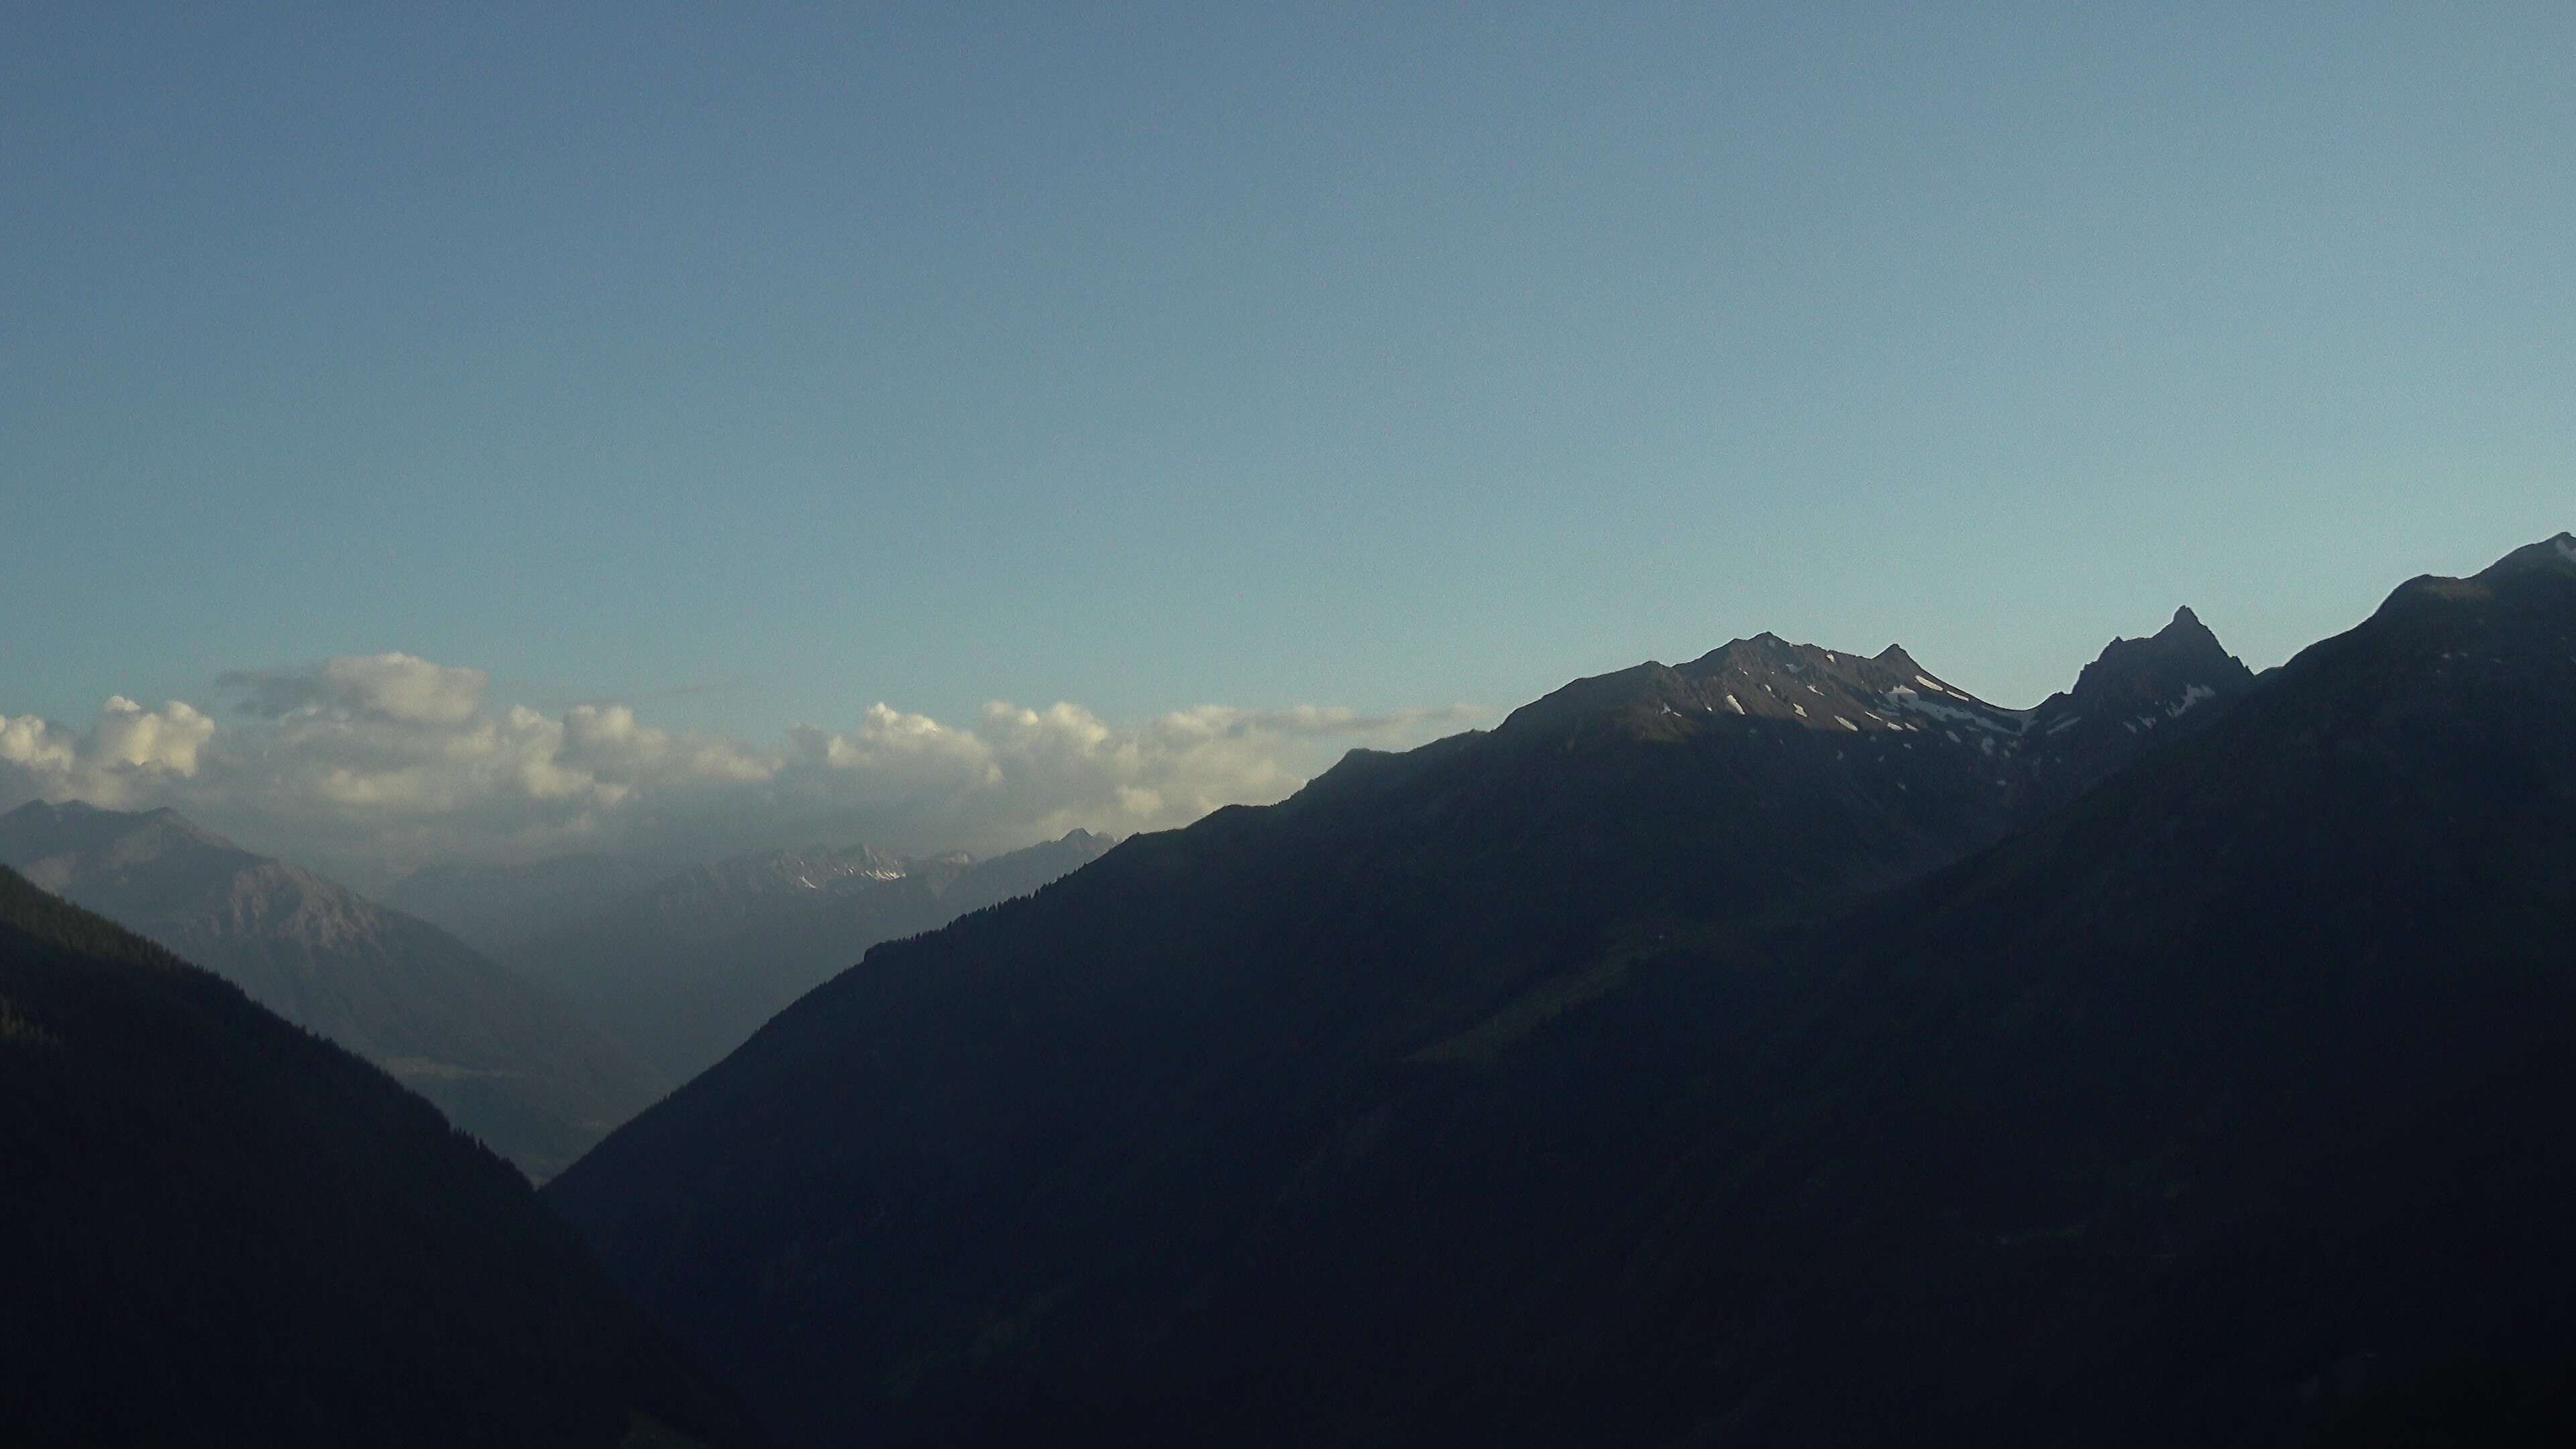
[537,539,2576,1449]
[0,868,770,1448]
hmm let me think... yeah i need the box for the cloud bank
[2,653,1481,887]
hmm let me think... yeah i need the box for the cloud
[1,697,215,808]
[1,652,1485,886]
[217,653,486,725]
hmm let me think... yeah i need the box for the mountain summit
[2060,604,2253,710]
[2471,529,2576,581]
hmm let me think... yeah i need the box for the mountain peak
[0,798,235,862]
[2063,606,2254,716]
[2473,531,2576,581]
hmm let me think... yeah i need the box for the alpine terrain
[545,561,2538,1447]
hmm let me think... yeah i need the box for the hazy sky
[5,3,2571,877]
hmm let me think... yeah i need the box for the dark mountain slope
[513,830,1116,1082]
[0,802,661,1179]
[1232,534,2576,1447]
[548,611,2255,1445]
[0,867,768,1448]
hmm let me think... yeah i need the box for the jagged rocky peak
[1681,633,1986,697]
[2061,604,2255,717]
[1872,641,1928,676]
[2018,604,2257,753]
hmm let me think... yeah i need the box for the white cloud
[218,652,486,725]
[1,697,214,808]
[0,714,80,777]
[0,652,1485,887]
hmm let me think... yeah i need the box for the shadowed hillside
[546,590,2330,1446]
[0,867,769,1448]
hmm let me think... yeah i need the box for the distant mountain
[385,851,671,961]
[515,831,1115,1083]
[547,602,2292,1446]
[0,803,662,1180]
[0,866,769,1447]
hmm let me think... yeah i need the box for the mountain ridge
[545,597,2292,1446]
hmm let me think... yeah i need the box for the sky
[5,3,2571,884]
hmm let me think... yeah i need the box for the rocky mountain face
[543,595,2333,1446]
[0,867,770,1448]
[508,830,1116,1083]
[0,802,660,1181]
[2019,604,2260,796]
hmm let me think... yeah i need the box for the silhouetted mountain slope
[0,867,769,1448]
[1276,536,2576,1448]
[547,606,2275,1446]
[515,830,1115,1082]
[0,803,661,1179]
[1493,536,2576,1447]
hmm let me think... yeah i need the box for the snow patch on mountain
[2165,684,2218,719]
[1887,688,2010,733]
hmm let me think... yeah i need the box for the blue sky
[5,3,2571,873]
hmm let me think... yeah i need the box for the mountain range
[550,552,2574,1446]
[15,533,2572,1445]
[0,802,663,1181]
